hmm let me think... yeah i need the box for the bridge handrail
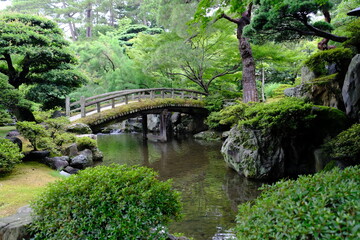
[66,88,207,118]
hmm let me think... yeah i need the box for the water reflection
[97,133,264,240]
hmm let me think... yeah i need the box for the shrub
[0,138,24,174]
[16,121,48,151]
[239,98,348,137]
[76,136,97,151]
[304,48,353,76]
[324,123,360,165]
[206,102,248,129]
[236,166,360,239]
[30,165,182,240]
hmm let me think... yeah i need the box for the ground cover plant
[235,166,360,239]
[30,164,182,240]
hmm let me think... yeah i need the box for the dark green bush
[236,166,360,239]
[16,121,48,151]
[0,138,24,174]
[30,165,182,240]
[324,123,360,165]
[76,136,97,151]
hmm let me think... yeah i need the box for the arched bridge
[66,88,209,139]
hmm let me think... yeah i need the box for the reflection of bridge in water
[66,88,209,141]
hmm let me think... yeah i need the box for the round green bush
[30,165,182,240]
[0,138,24,174]
[235,166,360,239]
[76,136,97,151]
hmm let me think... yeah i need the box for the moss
[304,48,353,76]
[306,73,338,86]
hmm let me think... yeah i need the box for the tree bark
[223,3,259,103]
[317,10,335,50]
[86,3,92,38]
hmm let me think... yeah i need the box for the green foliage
[265,84,293,100]
[304,48,353,76]
[206,102,248,129]
[16,121,48,151]
[239,98,347,137]
[30,164,182,240]
[0,13,86,109]
[324,124,360,165]
[245,0,343,44]
[0,138,24,174]
[235,166,360,239]
[76,137,98,151]
[17,118,75,155]
[0,109,12,126]
[343,18,360,53]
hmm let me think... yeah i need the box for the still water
[97,133,264,240]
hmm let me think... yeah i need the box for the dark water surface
[97,133,264,240]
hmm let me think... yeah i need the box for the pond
[97,133,264,240]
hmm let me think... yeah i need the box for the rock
[70,149,93,169]
[44,156,69,170]
[147,114,160,132]
[92,148,103,162]
[51,110,66,118]
[342,54,360,120]
[194,130,221,141]
[301,66,316,83]
[23,150,50,162]
[64,166,80,174]
[5,130,20,138]
[0,210,32,240]
[76,134,97,140]
[66,123,92,134]
[221,131,231,140]
[167,234,191,240]
[59,170,71,177]
[63,143,78,157]
[221,126,285,179]
[5,137,22,151]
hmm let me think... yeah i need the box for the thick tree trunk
[239,35,258,102]
[223,4,259,103]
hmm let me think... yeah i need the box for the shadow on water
[97,133,265,240]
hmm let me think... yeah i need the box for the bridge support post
[142,114,148,141]
[160,109,171,142]
[65,96,70,116]
[80,96,86,118]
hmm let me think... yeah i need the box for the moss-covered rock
[221,98,349,180]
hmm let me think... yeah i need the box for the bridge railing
[66,88,207,118]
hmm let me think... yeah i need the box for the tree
[129,21,241,94]
[0,13,86,113]
[195,0,259,102]
[245,0,349,50]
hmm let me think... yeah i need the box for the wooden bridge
[66,88,208,140]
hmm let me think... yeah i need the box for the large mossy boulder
[221,98,348,180]
[342,54,360,121]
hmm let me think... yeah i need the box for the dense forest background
[0,0,359,115]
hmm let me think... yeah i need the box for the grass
[0,126,16,137]
[0,161,62,217]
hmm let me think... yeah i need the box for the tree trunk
[261,67,265,102]
[68,21,77,41]
[236,4,258,103]
[86,3,92,38]
[223,3,259,103]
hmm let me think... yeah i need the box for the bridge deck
[67,88,208,122]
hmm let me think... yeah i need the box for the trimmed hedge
[235,166,360,239]
[30,165,182,240]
